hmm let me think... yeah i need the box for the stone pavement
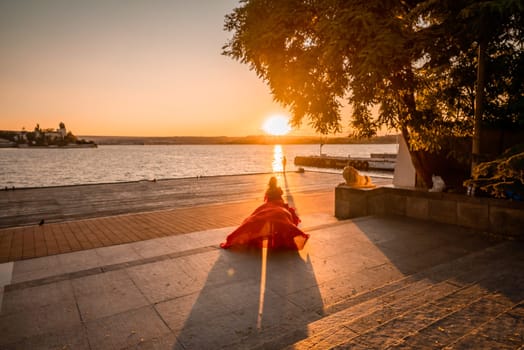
[0,172,523,349]
[0,172,381,263]
[0,171,368,229]
[0,191,334,263]
[1,217,523,349]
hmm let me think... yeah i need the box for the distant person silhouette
[282,156,287,173]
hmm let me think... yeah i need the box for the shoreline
[1,171,278,191]
[79,134,400,145]
[1,144,97,149]
[1,168,393,191]
[0,171,392,229]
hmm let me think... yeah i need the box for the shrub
[464,144,524,200]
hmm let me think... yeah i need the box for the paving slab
[84,306,172,350]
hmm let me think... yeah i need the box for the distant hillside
[80,134,399,145]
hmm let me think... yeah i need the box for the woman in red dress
[220,177,309,250]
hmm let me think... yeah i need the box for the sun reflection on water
[272,144,284,173]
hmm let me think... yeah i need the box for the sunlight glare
[257,224,270,331]
[262,115,291,136]
[272,144,284,173]
[257,243,267,331]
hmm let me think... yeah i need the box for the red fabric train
[220,177,309,250]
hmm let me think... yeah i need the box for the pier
[294,153,396,171]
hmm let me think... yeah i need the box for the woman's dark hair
[268,176,278,188]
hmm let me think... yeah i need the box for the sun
[262,115,291,136]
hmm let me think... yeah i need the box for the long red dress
[220,188,309,250]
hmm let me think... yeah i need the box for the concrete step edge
[383,271,524,349]
[441,299,524,349]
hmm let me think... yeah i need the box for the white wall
[393,136,416,187]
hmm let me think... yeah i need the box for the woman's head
[268,176,278,188]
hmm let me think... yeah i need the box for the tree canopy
[223,0,524,186]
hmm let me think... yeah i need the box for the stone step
[322,240,518,317]
[337,270,524,349]
[385,264,524,349]
[442,300,524,350]
[299,243,524,350]
[249,241,523,350]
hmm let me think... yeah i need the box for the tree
[223,0,524,187]
[64,131,77,144]
[411,0,524,170]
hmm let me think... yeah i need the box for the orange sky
[0,1,343,137]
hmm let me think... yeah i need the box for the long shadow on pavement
[350,216,523,288]
[165,246,324,349]
[344,216,524,309]
[157,173,324,348]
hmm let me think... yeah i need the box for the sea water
[0,143,398,188]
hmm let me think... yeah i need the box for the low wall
[335,185,524,239]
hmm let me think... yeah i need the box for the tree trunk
[396,73,433,188]
[472,37,487,174]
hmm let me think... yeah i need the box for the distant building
[59,123,66,138]
[0,122,91,147]
[14,131,27,142]
[39,123,67,141]
[44,130,62,140]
